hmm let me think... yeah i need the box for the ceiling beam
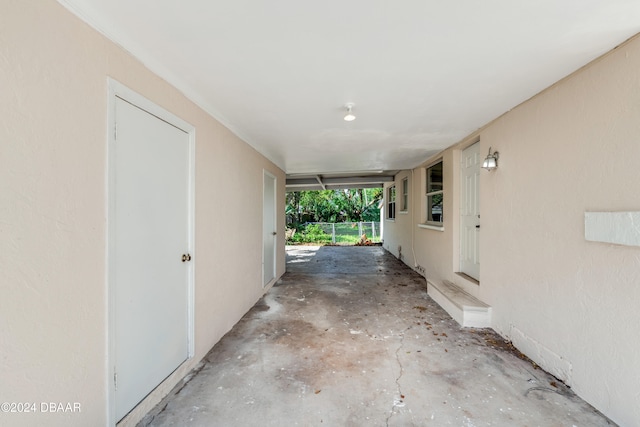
[287,183,385,191]
[286,176,393,186]
[286,175,394,191]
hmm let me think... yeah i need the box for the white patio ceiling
[59,0,640,190]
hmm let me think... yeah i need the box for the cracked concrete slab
[139,246,615,427]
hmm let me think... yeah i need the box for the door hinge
[114,372,118,390]
[114,123,118,140]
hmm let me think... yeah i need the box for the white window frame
[423,160,444,229]
[401,177,409,212]
[387,185,396,220]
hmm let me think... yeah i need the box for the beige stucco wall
[0,1,286,426]
[479,34,640,426]
[383,153,456,288]
[381,171,414,263]
[385,34,640,426]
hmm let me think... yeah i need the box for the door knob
[181,253,192,262]
[272,232,277,236]
[475,225,480,228]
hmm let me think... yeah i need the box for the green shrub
[287,224,331,244]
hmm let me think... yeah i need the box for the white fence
[307,221,382,244]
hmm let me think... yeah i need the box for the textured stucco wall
[387,34,640,426]
[414,152,457,288]
[382,170,415,264]
[478,34,640,427]
[0,1,285,426]
[384,152,459,291]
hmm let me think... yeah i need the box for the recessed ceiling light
[344,103,356,121]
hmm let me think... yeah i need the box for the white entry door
[460,142,480,280]
[263,171,276,286]
[110,95,192,421]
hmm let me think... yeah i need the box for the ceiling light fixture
[344,103,356,121]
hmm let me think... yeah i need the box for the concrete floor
[140,245,615,427]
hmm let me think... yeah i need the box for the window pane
[427,192,443,223]
[387,186,396,219]
[427,162,443,193]
[402,178,408,210]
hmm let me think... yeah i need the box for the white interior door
[460,142,480,280]
[111,96,191,421]
[263,171,276,287]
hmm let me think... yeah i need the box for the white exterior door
[263,171,276,287]
[460,142,480,280]
[110,96,191,421]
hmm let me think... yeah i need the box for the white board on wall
[584,211,640,247]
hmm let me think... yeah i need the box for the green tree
[286,188,382,227]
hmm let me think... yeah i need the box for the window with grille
[425,161,443,225]
[387,186,396,220]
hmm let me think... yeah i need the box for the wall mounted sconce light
[344,103,356,121]
[481,147,499,171]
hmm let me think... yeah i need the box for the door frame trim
[262,170,277,288]
[458,140,480,281]
[106,79,196,426]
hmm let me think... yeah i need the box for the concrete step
[427,279,492,328]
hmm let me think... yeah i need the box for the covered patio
[140,246,612,426]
